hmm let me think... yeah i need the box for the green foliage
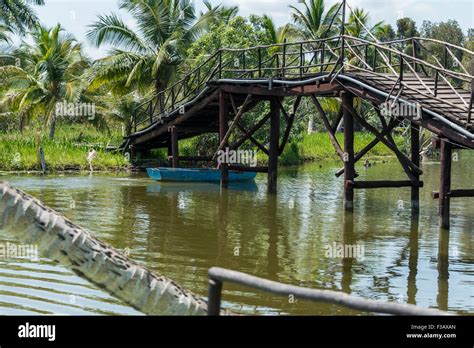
[187,16,274,62]
[87,0,216,95]
[396,17,418,39]
[375,24,396,42]
[0,124,129,171]
[201,0,239,25]
[290,0,341,40]
[278,132,405,166]
[0,0,44,38]
[0,24,89,138]
[421,19,465,47]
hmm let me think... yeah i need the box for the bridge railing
[207,267,451,316]
[342,36,474,125]
[129,33,474,135]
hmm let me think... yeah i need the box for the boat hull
[146,167,257,182]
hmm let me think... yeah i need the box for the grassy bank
[0,127,404,172]
[275,132,404,166]
[0,125,130,172]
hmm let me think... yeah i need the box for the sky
[33,0,474,59]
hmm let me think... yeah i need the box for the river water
[0,153,473,315]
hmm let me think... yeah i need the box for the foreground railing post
[207,278,222,316]
[206,267,449,316]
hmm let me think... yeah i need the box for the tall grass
[0,125,129,171]
[0,126,405,171]
[276,132,405,165]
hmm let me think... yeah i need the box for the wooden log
[349,180,424,189]
[374,106,421,185]
[311,95,345,160]
[228,165,268,173]
[230,111,270,151]
[0,182,212,316]
[279,96,302,155]
[219,90,229,186]
[214,94,253,162]
[411,123,421,211]
[335,117,400,177]
[268,98,280,193]
[432,189,474,199]
[275,97,290,122]
[343,93,355,210]
[344,102,422,179]
[235,123,269,155]
[439,139,452,229]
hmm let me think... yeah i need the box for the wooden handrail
[130,31,474,134]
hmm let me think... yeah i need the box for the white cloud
[33,0,473,59]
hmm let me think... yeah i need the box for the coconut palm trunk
[0,181,216,315]
[49,115,56,139]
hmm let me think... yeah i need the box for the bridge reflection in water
[1,161,472,315]
[123,1,474,230]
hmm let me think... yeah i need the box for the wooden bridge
[121,1,474,229]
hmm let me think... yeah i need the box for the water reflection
[341,211,355,294]
[437,228,449,311]
[407,213,419,305]
[0,155,473,315]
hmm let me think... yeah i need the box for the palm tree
[290,0,341,40]
[98,90,150,137]
[201,0,238,25]
[375,24,396,42]
[290,1,343,130]
[0,24,89,138]
[262,15,290,45]
[0,0,44,34]
[87,0,215,108]
[345,7,384,40]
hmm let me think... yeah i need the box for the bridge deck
[126,72,474,150]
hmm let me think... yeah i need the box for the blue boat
[146,167,257,182]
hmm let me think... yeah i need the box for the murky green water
[0,153,473,315]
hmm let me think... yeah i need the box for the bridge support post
[439,139,452,229]
[268,98,280,193]
[343,93,355,211]
[170,126,179,168]
[411,124,420,212]
[167,140,173,167]
[219,90,229,187]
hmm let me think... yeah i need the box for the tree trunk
[49,116,56,140]
[155,78,166,113]
[19,113,25,133]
